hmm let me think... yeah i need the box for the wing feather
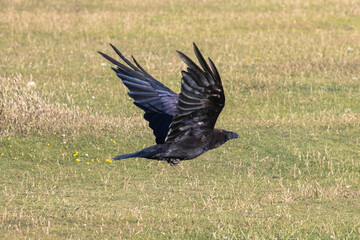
[165,43,225,143]
[99,44,178,144]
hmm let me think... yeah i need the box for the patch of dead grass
[0,74,133,136]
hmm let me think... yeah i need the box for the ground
[0,0,359,239]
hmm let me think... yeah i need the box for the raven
[98,43,238,165]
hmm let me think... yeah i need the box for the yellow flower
[47,143,50,146]
[106,106,109,109]
[113,140,116,144]
[106,159,113,163]
[8,137,11,140]
[38,131,41,134]
[76,158,80,162]
[62,153,65,156]
[86,162,90,165]
[91,159,94,162]
[97,159,100,163]
[88,168,92,171]
[53,132,57,135]
[9,145,12,148]
[73,151,79,156]
[97,147,100,150]
[1,153,4,156]
[21,153,24,156]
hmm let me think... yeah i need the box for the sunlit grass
[1,0,360,238]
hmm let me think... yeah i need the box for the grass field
[1,0,360,238]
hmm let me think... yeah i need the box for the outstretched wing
[98,44,178,144]
[165,43,225,143]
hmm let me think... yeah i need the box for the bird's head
[211,129,239,149]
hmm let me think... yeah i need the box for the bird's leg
[168,159,180,166]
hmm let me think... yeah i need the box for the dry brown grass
[0,74,136,136]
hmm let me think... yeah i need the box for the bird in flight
[98,43,238,165]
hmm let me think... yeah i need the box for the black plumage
[98,43,238,165]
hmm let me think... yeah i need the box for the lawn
[1,0,359,238]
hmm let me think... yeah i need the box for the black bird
[98,43,238,165]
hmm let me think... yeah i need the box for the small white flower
[91,96,95,99]
[352,77,358,80]
[275,214,280,217]
[84,224,87,226]
[101,63,107,66]
[62,134,66,137]
[330,235,335,239]
[347,47,353,51]
[27,81,36,87]
[85,153,89,157]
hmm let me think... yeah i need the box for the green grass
[1,0,360,238]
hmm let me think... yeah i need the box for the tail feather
[113,150,148,160]
[113,145,165,160]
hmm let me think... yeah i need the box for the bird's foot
[168,159,180,166]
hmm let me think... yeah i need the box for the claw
[168,159,180,166]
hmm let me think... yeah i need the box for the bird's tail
[113,150,148,160]
[113,145,164,160]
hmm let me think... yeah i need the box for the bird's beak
[231,132,239,139]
